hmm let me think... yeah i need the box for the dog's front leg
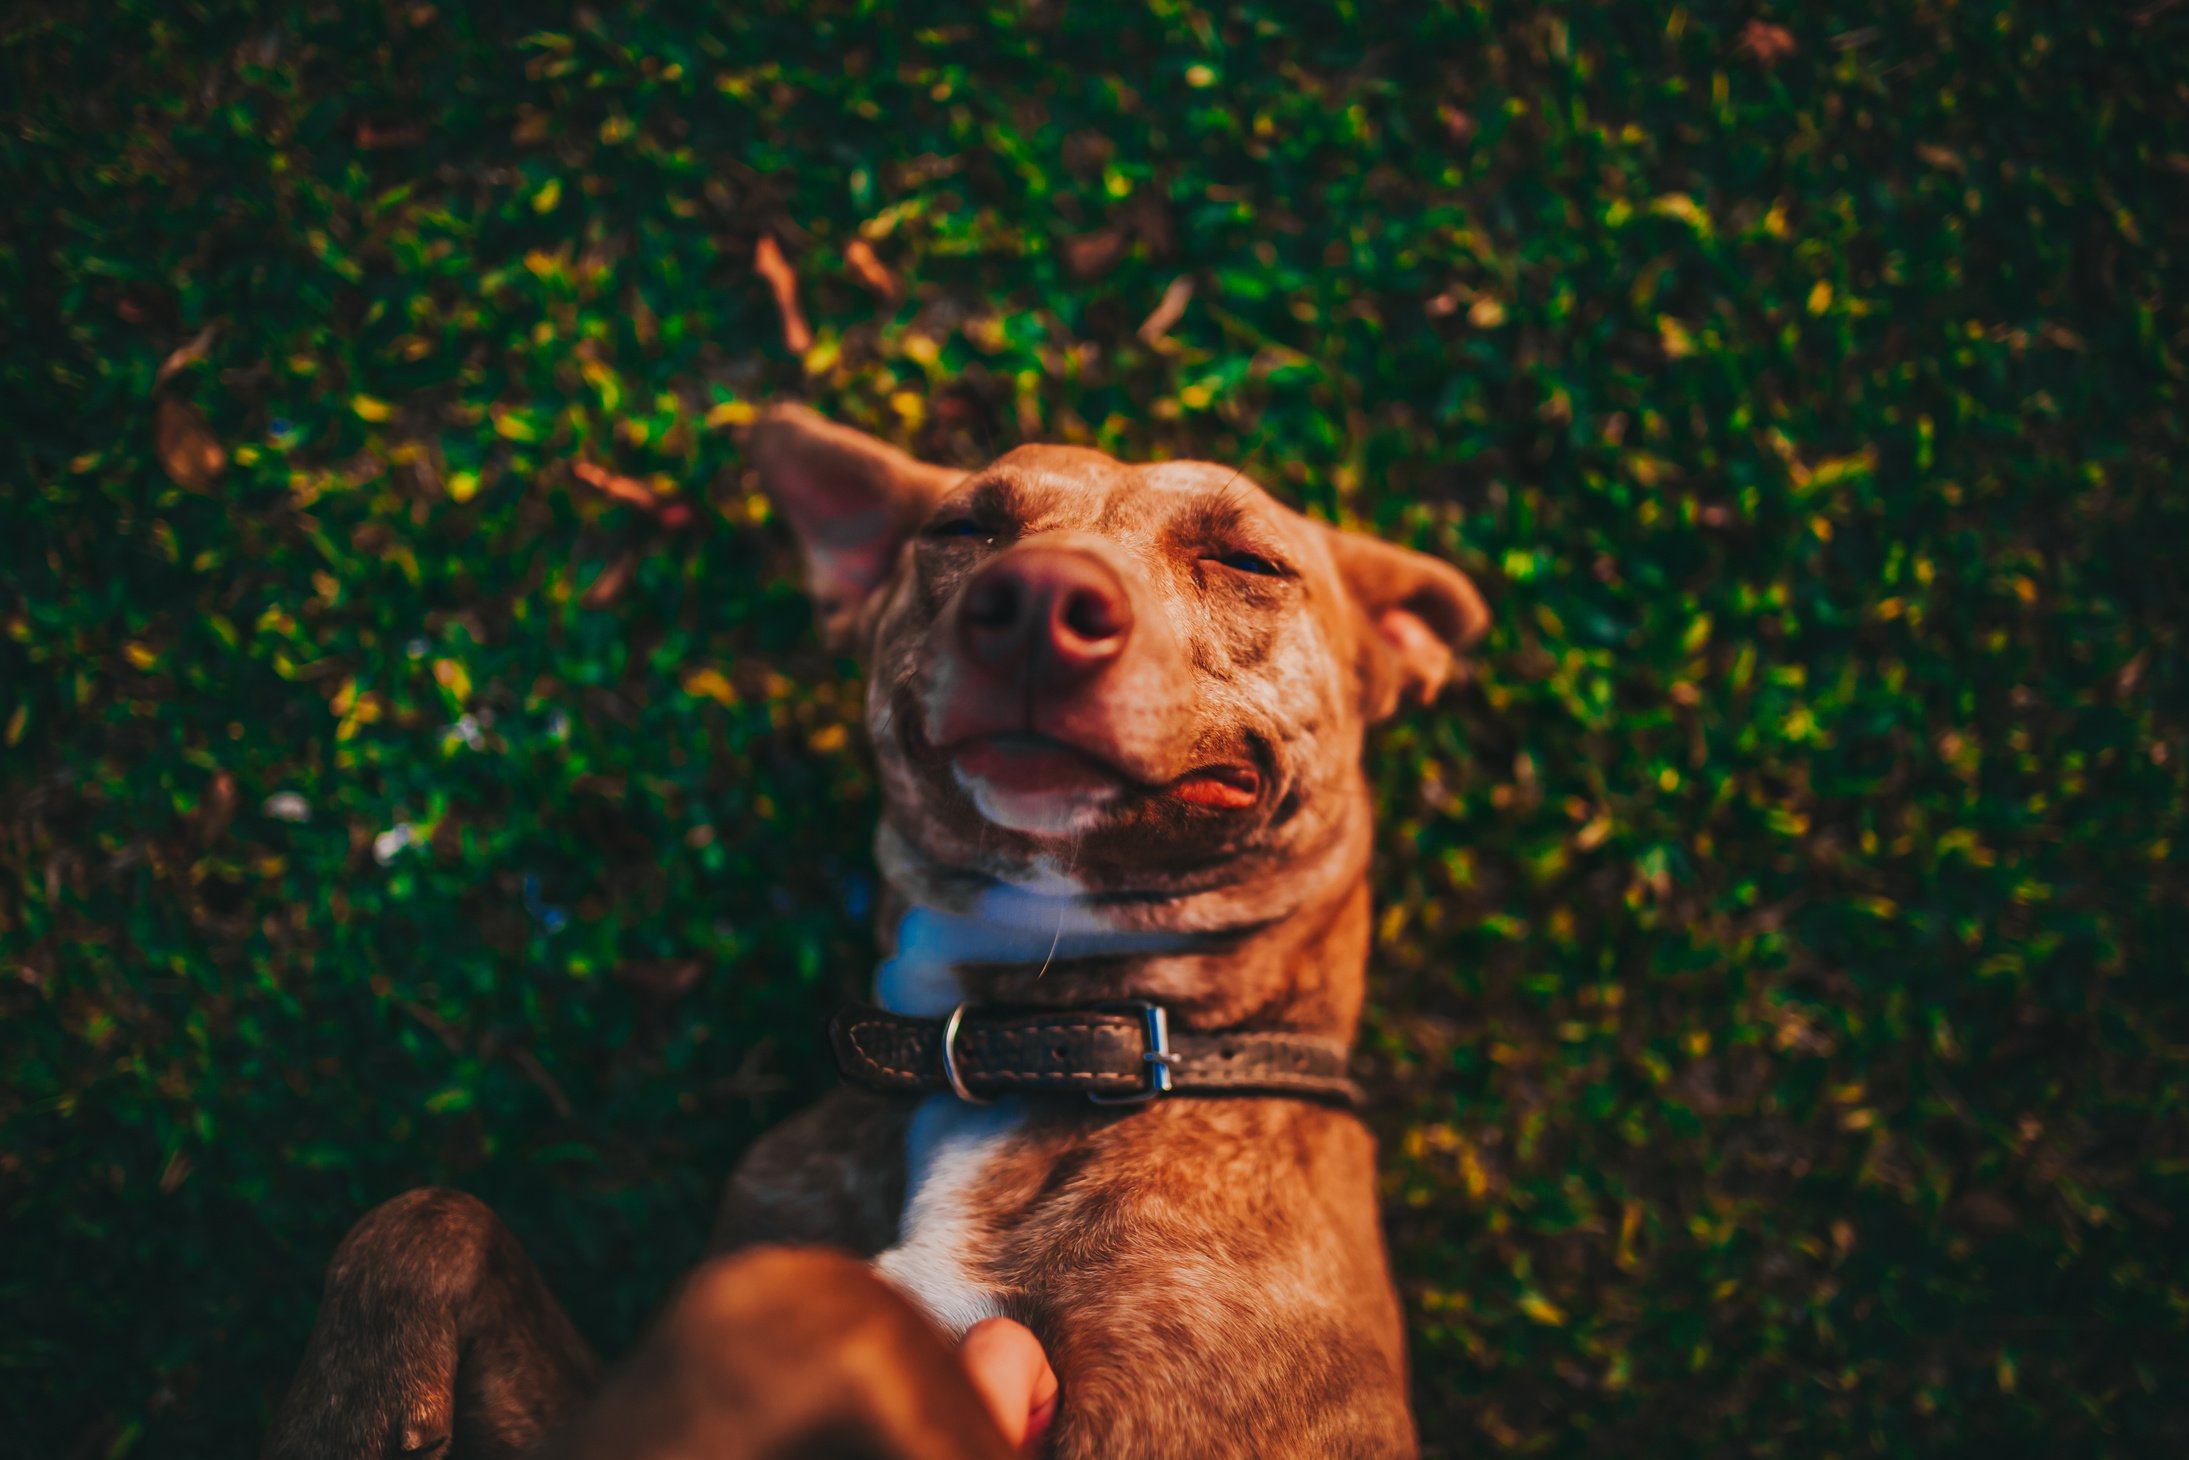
[263,1188,599,1460]
[711,1085,912,1256]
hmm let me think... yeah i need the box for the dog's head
[754,405,1486,906]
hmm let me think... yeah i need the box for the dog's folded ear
[750,404,962,647]
[1319,523,1491,720]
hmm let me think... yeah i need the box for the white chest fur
[868,893,1043,1337]
[873,1094,1023,1336]
[869,882,1176,1336]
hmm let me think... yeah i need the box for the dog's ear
[751,404,963,647]
[1319,524,1490,720]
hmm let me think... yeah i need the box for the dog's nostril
[1061,587,1125,642]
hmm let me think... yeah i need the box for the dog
[263,405,1488,1459]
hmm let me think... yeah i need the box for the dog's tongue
[954,737,1114,795]
[1172,767,1260,809]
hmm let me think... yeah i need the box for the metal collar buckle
[940,1002,989,1105]
[1087,999,1177,1105]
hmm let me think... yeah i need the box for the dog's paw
[262,1189,498,1460]
[261,1314,458,1459]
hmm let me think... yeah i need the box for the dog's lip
[945,731,1264,810]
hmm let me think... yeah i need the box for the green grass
[4,2,2186,1454]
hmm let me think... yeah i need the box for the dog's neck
[867,804,1376,1039]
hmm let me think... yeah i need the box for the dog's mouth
[945,732,1264,828]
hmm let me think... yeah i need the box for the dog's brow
[950,475,1029,522]
[1171,489,1268,548]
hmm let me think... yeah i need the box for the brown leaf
[1060,129,1115,179]
[356,119,426,150]
[155,394,226,490]
[615,958,705,1002]
[154,324,219,390]
[1136,276,1194,345]
[1122,192,1175,257]
[1061,226,1127,280]
[116,287,171,328]
[1914,143,1967,175]
[571,461,697,531]
[504,1044,574,1119]
[1950,1190,2017,1232]
[581,549,640,609]
[1735,19,1799,66]
[571,459,661,512]
[196,772,237,843]
[843,238,899,301]
[1060,190,1174,282]
[512,105,552,146]
[752,235,813,354]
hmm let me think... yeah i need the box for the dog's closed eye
[1208,549,1291,578]
[925,516,988,539]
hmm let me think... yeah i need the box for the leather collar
[829,1000,1364,1110]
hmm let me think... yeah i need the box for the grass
[3,2,2186,1454]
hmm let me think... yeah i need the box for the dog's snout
[957,547,1133,689]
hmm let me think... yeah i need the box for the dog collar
[829,999,1365,1110]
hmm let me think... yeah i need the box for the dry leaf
[1061,129,1115,179]
[196,771,237,843]
[154,324,219,390]
[1062,226,1127,280]
[1122,192,1175,257]
[571,461,695,530]
[615,958,705,1001]
[752,235,812,354]
[1136,276,1194,345]
[581,549,640,609]
[116,288,167,327]
[1735,20,1798,66]
[155,394,226,489]
[571,459,660,511]
[504,1045,574,1119]
[1915,143,1967,175]
[843,238,898,300]
[356,119,426,150]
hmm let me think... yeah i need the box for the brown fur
[264,406,1485,1459]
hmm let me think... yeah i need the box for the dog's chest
[872,1094,1022,1335]
[868,889,1165,1336]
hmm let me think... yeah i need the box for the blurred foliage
[4,1,2187,1454]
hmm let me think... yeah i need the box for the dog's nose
[957,547,1133,689]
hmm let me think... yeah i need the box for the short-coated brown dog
[263,405,1489,1459]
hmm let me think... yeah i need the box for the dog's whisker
[1032,833,1082,982]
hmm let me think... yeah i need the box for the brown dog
[264,407,1487,1459]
